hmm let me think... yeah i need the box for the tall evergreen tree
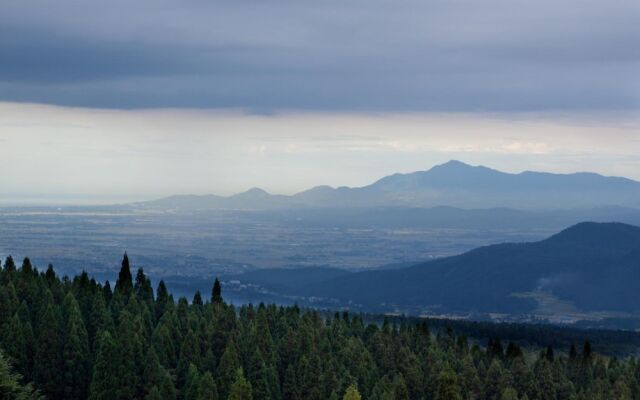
[500,387,519,400]
[193,291,203,307]
[142,346,165,398]
[184,364,201,400]
[102,281,113,305]
[159,372,177,400]
[228,368,252,400]
[2,313,25,372]
[217,340,241,399]
[211,278,222,304]
[3,255,16,272]
[62,293,91,400]
[33,303,62,400]
[0,282,18,326]
[197,372,218,400]
[435,367,462,400]
[88,331,117,400]
[533,359,556,400]
[155,280,170,320]
[342,384,362,400]
[114,253,133,298]
[114,310,144,400]
[88,290,113,350]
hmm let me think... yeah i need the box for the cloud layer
[1,0,639,110]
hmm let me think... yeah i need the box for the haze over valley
[3,161,640,327]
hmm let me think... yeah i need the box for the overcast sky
[1,0,639,203]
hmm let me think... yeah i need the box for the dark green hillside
[3,254,640,400]
[306,222,640,315]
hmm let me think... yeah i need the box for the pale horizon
[2,102,640,205]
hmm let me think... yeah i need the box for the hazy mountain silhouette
[138,161,640,210]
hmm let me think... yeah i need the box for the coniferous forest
[2,254,640,400]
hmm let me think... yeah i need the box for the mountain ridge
[135,161,640,210]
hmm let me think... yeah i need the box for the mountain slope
[303,222,640,316]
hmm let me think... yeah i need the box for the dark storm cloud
[1,0,638,111]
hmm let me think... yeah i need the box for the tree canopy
[0,254,638,400]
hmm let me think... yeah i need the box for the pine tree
[544,346,554,362]
[184,364,201,400]
[435,367,462,400]
[88,331,117,400]
[3,255,16,272]
[211,278,223,304]
[62,293,91,400]
[155,280,170,320]
[391,375,409,400]
[510,357,533,398]
[282,364,300,400]
[88,290,113,350]
[500,387,519,400]
[114,310,144,400]
[533,359,556,400]
[460,355,482,400]
[197,371,218,400]
[142,346,165,398]
[19,317,35,382]
[153,322,177,368]
[217,341,241,400]
[33,303,62,400]
[44,264,56,286]
[114,253,133,298]
[102,281,113,305]
[2,313,26,375]
[134,268,155,318]
[0,282,18,326]
[177,330,202,388]
[228,368,253,400]
[247,350,270,400]
[159,372,177,400]
[569,344,577,360]
[485,359,506,400]
[193,291,203,307]
[342,384,362,400]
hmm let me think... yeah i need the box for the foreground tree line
[0,255,639,400]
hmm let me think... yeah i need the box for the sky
[1,0,639,203]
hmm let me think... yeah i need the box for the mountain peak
[428,160,498,175]
[433,160,472,169]
[232,187,270,198]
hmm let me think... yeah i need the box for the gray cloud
[1,0,638,111]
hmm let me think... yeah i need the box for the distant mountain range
[229,222,640,322]
[137,160,640,210]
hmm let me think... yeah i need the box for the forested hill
[303,222,640,316]
[2,255,640,400]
